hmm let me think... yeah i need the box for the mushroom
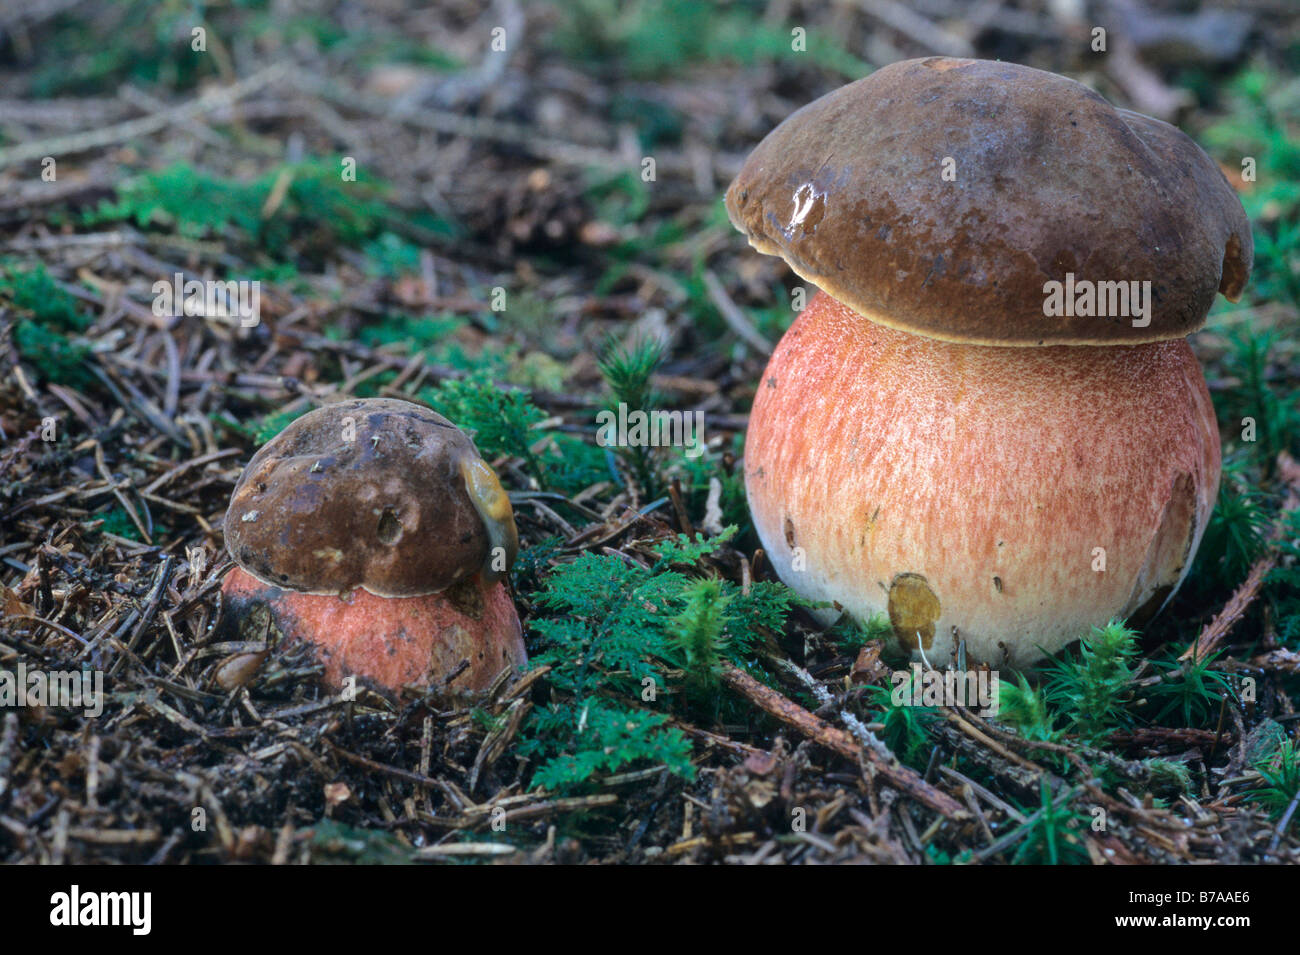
[725,58,1252,667]
[220,397,526,696]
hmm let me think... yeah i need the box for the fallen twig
[719,663,965,818]
[1181,556,1275,663]
[0,64,289,169]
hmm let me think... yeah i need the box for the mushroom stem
[746,292,1221,667]
[220,565,525,697]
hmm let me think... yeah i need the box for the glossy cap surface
[725,57,1252,345]
[225,398,515,597]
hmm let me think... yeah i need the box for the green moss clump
[3,264,95,389]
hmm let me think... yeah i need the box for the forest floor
[1,0,1298,864]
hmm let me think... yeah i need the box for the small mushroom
[220,397,525,696]
[726,58,1252,667]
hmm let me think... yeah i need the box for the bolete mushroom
[220,397,526,696]
[725,58,1252,667]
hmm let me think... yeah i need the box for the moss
[3,264,95,389]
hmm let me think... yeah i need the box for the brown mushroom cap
[725,57,1252,346]
[225,398,503,598]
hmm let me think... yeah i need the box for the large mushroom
[726,58,1252,667]
[220,397,526,696]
